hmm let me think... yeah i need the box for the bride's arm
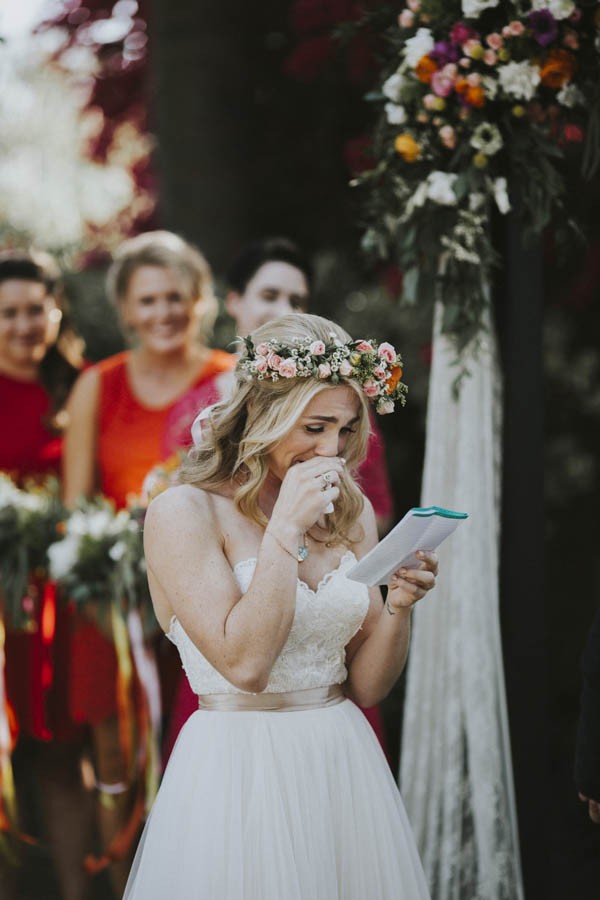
[344,501,438,708]
[144,459,343,693]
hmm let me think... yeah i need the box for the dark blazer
[575,606,600,801]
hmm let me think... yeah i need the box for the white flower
[108,540,127,562]
[470,122,503,156]
[382,71,409,102]
[48,535,80,580]
[531,0,575,20]
[404,28,434,68]
[426,171,458,206]
[497,61,541,101]
[492,177,511,214]
[469,192,486,211]
[462,0,499,17]
[385,102,407,125]
[557,83,585,108]
[482,75,498,100]
[0,475,24,508]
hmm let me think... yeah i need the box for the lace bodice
[167,550,369,695]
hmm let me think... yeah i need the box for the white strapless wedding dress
[123,552,430,899]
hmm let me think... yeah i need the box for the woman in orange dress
[0,249,89,900]
[63,231,235,894]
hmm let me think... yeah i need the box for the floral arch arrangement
[355,0,600,350]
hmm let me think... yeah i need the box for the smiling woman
[61,230,235,894]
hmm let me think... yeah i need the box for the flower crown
[237,333,407,414]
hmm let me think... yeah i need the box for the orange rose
[465,85,486,107]
[454,78,468,96]
[540,49,576,88]
[385,365,404,394]
[415,55,437,84]
[394,133,421,162]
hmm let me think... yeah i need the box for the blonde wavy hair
[180,314,370,545]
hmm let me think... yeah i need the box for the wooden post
[498,218,550,896]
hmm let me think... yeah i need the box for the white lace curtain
[399,304,524,900]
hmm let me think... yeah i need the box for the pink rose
[431,70,455,98]
[505,21,524,37]
[459,57,471,68]
[256,342,269,356]
[407,0,420,10]
[309,340,326,356]
[440,124,457,149]
[253,357,268,373]
[267,352,283,370]
[278,358,298,378]
[373,366,387,380]
[362,379,381,398]
[486,32,503,50]
[356,340,374,352]
[563,31,579,50]
[377,342,397,364]
[339,360,353,377]
[398,9,414,27]
[423,93,438,110]
[318,363,332,379]
[377,398,395,415]
[466,72,481,87]
[483,49,497,66]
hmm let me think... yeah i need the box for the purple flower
[528,9,558,47]
[430,40,460,65]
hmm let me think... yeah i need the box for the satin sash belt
[197,684,344,712]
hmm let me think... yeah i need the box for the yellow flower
[349,352,362,366]
[473,152,488,168]
[432,97,446,111]
[497,48,511,63]
[512,104,526,118]
[394,133,421,162]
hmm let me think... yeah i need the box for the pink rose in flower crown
[423,93,438,110]
[339,360,354,377]
[373,365,387,380]
[399,9,415,28]
[356,340,374,352]
[318,362,332,379]
[377,399,395,415]
[503,21,524,38]
[267,352,283,371]
[407,0,420,11]
[483,49,497,66]
[362,379,381,398]
[253,357,268,374]
[256,342,270,356]
[278,358,298,378]
[486,32,503,50]
[309,340,326,356]
[377,342,397,364]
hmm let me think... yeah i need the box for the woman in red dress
[163,237,393,765]
[0,249,88,900]
[63,231,235,894]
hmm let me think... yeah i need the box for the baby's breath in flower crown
[237,333,408,414]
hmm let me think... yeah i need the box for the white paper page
[346,506,468,586]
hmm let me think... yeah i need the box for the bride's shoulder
[146,483,215,524]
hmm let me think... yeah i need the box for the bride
[124,313,437,899]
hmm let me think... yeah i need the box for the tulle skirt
[124,697,430,899]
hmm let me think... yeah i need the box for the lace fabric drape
[400,305,524,900]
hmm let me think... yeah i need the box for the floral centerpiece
[355,0,600,348]
[0,474,66,628]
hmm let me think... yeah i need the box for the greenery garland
[351,0,600,350]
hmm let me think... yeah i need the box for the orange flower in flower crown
[394,133,421,162]
[540,49,576,88]
[385,365,404,395]
[415,55,437,84]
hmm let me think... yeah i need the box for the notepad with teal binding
[346,506,468,587]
